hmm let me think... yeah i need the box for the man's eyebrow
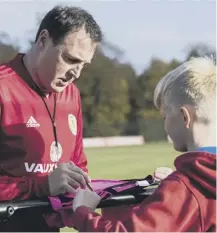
[66,54,91,64]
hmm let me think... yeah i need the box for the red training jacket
[0,54,87,231]
[72,152,216,232]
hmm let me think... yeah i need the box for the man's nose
[65,70,75,81]
[73,63,83,78]
[66,63,83,81]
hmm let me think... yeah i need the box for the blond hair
[154,56,216,117]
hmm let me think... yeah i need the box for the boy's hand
[154,167,173,181]
[72,189,101,212]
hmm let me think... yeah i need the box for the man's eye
[67,58,77,63]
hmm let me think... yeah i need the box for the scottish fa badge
[68,114,77,136]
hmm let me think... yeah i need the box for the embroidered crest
[68,114,77,136]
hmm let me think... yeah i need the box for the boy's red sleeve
[72,176,201,232]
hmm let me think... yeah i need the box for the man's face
[35,28,97,93]
[160,104,190,152]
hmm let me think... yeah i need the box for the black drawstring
[20,54,59,148]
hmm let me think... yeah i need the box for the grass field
[61,141,179,232]
[85,141,178,179]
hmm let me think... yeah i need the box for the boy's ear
[180,105,195,129]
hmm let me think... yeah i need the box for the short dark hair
[35,5,103,45]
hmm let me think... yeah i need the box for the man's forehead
[63,29,97,52]
[73,28,90,40]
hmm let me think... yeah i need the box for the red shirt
[0,54,87,231]
[71,152,216,232]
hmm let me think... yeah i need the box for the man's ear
[180,105,195,129]
[36,29,50,50]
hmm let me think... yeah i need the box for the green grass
[61,141,179,232]
[86,141,178,179]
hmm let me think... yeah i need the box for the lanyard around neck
[20,54,59,148]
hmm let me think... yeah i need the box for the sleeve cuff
[72,206,94,231]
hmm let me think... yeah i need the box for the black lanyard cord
[41,94,58,148]
[20,54,59,148]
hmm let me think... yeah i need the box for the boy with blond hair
[68,56,216,232]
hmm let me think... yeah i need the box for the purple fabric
[49,176,153,211]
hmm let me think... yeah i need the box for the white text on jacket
[24,163,58,173]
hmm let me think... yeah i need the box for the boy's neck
[188,122,216,151]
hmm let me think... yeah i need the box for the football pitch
[61,141,179,232]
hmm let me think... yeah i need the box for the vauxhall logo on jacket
[24,162,58,173]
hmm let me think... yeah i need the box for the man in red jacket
[0,5,102,232]
[71,56,216,232]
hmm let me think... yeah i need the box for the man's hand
[153,167,173,181]
[72,189,101,212]
[48,161,90,196]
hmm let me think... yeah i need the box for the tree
[76,47,131,137]
[0,32,19,64]
[137,57,181,141]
